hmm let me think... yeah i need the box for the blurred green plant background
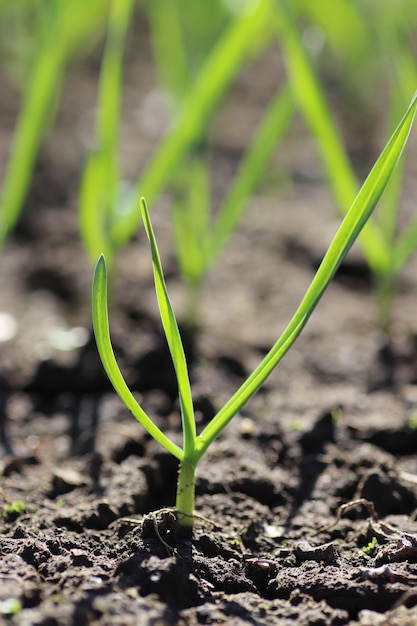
[0,0,416,330]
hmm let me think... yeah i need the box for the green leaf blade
[172,156,211,287]
[79,0,134,267]
[92,254,183,461]
[210,83,294,264]
[195,90,417,462]
[109,0,271,248]
[0,0,107,249]
[275,0,391,274]
[140,198,196,459]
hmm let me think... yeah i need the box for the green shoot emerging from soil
[92,93,417,526]
[275,0,417,330]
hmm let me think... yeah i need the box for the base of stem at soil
[175,458,196,527]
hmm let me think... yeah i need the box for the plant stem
[175,458,196,526]
[185,281,202,334]
[375,273,395,333]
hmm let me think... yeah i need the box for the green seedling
[275,0,417,329]
[110,0,275,250]
[2,500,26,521]
[81,0,274,267]
[145,0,230,100]
[0,0,108,250]
[82,0,293,333]
[79,0,135,267]
[362,536,378,556]
[92,91,416,527]
[145,0,189,100]
[172,84,294,331]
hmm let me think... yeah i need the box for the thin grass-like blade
[195,91,417,462]
[275,0,390,274]
[79,0,134,266]
[393,216,417,272]
[210,83,294,265]
[173,84,294,289]
[140,198,196,458]
[172,156,211,286]
[364,7,417,252]
[146,0,189,97]
[0,0,107,249]
[79,154,115,264]
[386,27,417,273]
[92,254,183,461]
[110,0,271,248]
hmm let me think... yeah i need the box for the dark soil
[2,21,417,626]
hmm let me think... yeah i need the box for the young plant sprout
[0,0,108,251]
[80,0,272,269]
[276,0,417,330]
[92,93,416,526]
[80,0,293,337]
[171,84,293,332]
